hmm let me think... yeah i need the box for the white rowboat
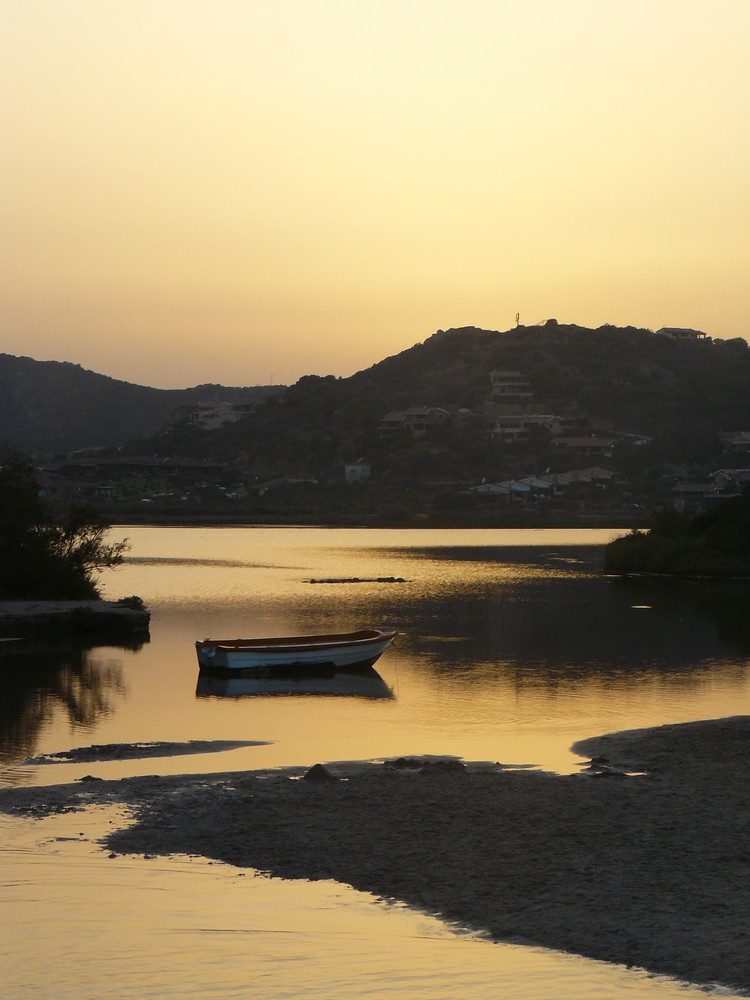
[195,628,397,675]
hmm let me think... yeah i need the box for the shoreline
[96,512,643,530]
[1,716,749,994]
[0,599,150,638]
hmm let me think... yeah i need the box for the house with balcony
[470,475,554,499]
[671,482,723,511]
[656,327,709,341]
[710,468,750,490]
[545,466,617,488]
[186,401,244,431]
[491,413,563,441]
[379,407,451,438]
[553,436,615,457]
[720,431,750,453]
[489,370,534,406]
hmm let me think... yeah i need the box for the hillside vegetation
[6,323,750,525]
[0,353,280,456]
[146,322,749,475]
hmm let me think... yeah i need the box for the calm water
[2,527,749,998]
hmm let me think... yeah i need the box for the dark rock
[303,763,338,782]
[384,757,423,770]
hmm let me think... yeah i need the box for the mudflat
[2,716,748,994]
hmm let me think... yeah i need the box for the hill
[7,323,750,525]
[0,353,280,456]
[144,321,749,471]
[94,321,748,524]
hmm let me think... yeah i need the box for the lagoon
[1,527,749,998]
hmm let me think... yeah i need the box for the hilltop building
[656,327,709,341]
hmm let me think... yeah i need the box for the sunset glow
[2,0,749,387]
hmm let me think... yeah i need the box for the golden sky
[2,0,749,388]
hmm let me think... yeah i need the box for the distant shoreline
[104,513,638,530]
[2,716,749,994]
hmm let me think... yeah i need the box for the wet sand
[22,739,268,765]
[1,716,749,994]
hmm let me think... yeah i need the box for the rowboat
[195,628,397,675]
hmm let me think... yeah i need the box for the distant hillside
[7,325,750,527]
[144,322,750,479]
[0,354,281,456]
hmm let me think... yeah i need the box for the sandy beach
[2,716,749,995]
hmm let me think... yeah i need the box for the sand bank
[22,739,268,765]
[1,717,748,994]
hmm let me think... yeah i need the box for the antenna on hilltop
[515,312,520,327]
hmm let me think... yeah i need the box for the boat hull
[195,628,396,675]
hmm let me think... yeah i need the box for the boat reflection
[196,665,394,699]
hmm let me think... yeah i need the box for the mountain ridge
[3,323,750,525]
[0,352,281,456]
[177,321,748,467]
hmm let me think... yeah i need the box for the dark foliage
[0,353,280,456]
[156,324,750,486]
[6,326,750,520]
[604,488,750,577]
[0,454,128,599]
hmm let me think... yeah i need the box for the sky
[2,0,749,389]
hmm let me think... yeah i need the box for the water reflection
[372,562,750,677]
[3,528,748,1000]
[196,665,393,699]
[386,543,605,570]
[0,638,140,766]
[6,528,748,783]
[612,576,750,656]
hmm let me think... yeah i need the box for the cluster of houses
[377,368,623,457]
[671,468,750,511]
[180,398,263,431]
[372,367,748,511]
[379,406,451,437]
[36,456,230,504]
[471,466,619,500]
[22,346,746,512]
[378,371,627,451]
[472,462,750,512]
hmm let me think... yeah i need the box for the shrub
[0,454,128,599]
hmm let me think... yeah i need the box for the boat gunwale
[196,628,396,654]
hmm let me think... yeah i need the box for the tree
[604,489,750,577]
[0,454,128,599]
